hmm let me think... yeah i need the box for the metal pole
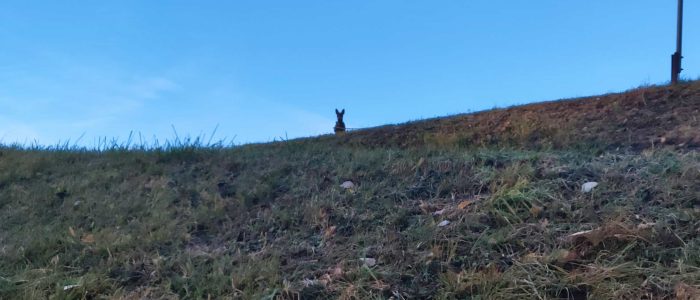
[672,0,683,84]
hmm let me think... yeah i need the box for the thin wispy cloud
[0,61,178,144]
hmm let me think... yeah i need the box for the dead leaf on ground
[371,280,390,291]
[521,252,543,263]
[319,276,331,286]
[549,249,579,265]
[50,255,59,266]
[419,201,438,214]
[564,222,638,246]
[68,226,76,237]
[330,265,344,278]
[324,226,337,238]
[637,222,656,230]
[81,234,95,244]
[675,282,700,300]
[458,200,474,210]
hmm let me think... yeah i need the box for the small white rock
[437,220,451,227]
[63,284,80,291]
[359,257,377,267]
[340,181,355,189]
[581,182,599,193]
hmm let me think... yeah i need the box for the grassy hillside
[1,81,699,299]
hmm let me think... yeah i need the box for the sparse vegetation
[1,81,699,299]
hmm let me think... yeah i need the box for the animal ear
[335,109,339,114]
[341,109,345,114]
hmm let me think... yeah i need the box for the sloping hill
[337,81,700,150]
[0,81,698,299]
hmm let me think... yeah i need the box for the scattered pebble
[340,181,355,189]
[63,285,80,291]
[437,220,451,227]
[581,182,599,193]
[359,257,377,267]
[73,201,81,207]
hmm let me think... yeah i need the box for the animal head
[335,109,345,121]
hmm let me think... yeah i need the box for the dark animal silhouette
[334,109,346,134]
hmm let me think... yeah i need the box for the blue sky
[0,1,698,146]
